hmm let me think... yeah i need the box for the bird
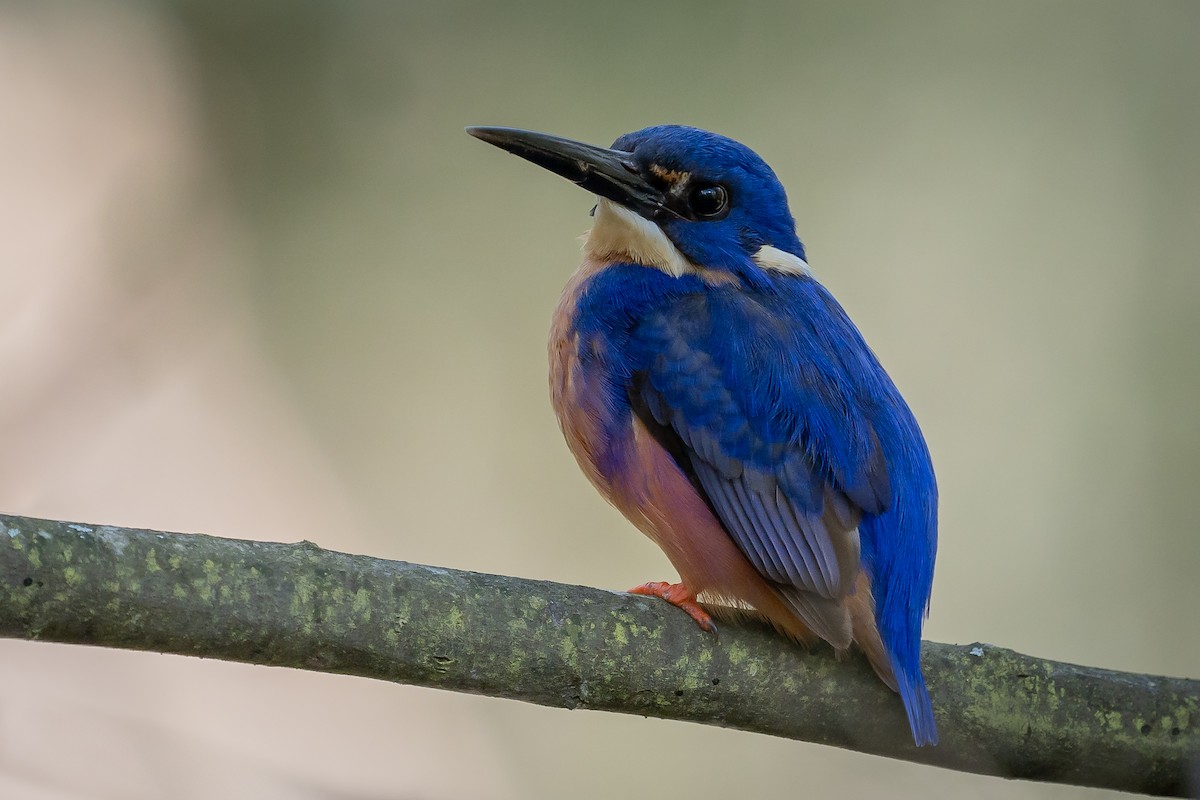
[467,124,939,746]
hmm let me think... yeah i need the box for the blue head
[611,126,805,268]
[468,124,807,285]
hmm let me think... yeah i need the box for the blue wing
[629,279,893,646]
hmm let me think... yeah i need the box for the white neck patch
[580,198,810,282]
[581,198,694,278]
[752,245,811,277]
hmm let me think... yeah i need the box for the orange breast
[549,258,613,496]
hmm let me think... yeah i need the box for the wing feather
[631,284,883,632]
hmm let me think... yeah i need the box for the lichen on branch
[0,513,1195,796]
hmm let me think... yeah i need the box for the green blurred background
[1,1,1197,797]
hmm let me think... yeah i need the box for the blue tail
[860,481,938,746]
[897,662,938,746]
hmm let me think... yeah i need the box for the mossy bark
[0,513,1195,796]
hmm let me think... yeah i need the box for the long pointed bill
[467,126,673,220]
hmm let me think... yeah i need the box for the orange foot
[628,581,717,635]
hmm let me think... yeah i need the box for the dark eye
[687,183,729,219]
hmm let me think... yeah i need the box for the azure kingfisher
[468,124,939,746]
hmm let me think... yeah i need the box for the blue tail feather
[897,663,938,746]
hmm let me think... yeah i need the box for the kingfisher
[468,124,939,746]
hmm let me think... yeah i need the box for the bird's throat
[581,199,694,278]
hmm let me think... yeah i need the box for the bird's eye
[687,183,729,219]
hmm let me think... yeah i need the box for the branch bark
[0,513,1195,796]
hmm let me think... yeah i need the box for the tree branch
[0,513,1195,795]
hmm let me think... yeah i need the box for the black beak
[467,126,673,220]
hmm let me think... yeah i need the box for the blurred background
[1,1,1197,797]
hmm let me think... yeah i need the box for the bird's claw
[628,581,718,636]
